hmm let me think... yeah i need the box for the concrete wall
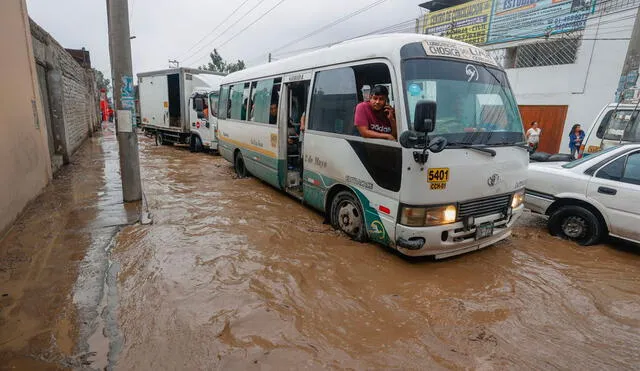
[30,20,100,164]
[488,7,638,152]
[0,0,52,235]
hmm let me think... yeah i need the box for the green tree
[199,49,245,74]
[93,68,111,91]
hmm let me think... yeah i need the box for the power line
[267,0,389,56]
[182,0,270,65]
[176,0,252,61]
[190,0,289,67]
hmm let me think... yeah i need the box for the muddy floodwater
[109,136,640,370]
[1,129,639,370]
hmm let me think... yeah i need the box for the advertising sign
[424,0,492,45]
[487,0,594,44]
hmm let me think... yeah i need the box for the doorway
[519,105,568,153]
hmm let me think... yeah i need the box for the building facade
[419,0,640,153]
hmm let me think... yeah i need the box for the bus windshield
[596,109,640,142]
[403,59,523,146]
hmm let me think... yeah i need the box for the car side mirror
[413,100,436,133]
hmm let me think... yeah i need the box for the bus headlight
[511,189,525,209]
[400,205,457,227]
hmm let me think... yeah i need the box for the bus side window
[219,86,229,120]
[229,85,244,120]
[309,63,392,137]
[309,67,358,135]
[251,78,281,125]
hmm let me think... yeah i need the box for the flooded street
[112,136,640,370]
[2,129,640,370]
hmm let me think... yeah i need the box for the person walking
[569,124,585,159]
[526,121,541,152]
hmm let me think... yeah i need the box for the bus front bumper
[394,206,523,259]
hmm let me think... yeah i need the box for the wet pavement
[1,125,640,370]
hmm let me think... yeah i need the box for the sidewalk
[0,123,139,369]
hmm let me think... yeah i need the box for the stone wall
[30,18,99,164]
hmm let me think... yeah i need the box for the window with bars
[487,34,582,69]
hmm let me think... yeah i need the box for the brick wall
[30,19,99,164]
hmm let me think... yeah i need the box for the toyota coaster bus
[217,34,528,259]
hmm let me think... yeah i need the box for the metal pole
[268,53,271,63]
[107,0,142,202]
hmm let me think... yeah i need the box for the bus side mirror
[414,100,436,133]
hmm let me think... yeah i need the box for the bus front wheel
[234,151,248,178]
[330,191,366,242]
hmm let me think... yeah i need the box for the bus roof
[221,33,497,85]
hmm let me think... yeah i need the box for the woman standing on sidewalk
[569,124,586,159]
[526,121,541,152]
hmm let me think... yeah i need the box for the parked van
[582,89,640,155]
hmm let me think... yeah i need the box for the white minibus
[217,34,528,259]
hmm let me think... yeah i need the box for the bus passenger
[269,99,278,125]
[354,85,397,140]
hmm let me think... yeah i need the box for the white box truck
[138,68,224,150]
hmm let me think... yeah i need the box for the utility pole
[268,53,271,63]
[107,0,142,202]
[168,59,179,68]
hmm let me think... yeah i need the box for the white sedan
[525,144,640,245]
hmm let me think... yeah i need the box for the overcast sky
[26,0,425,81]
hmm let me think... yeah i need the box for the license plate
[428,168,449,183]
[476,222,494,240]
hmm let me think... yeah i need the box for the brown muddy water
[109,136,640,370]
[1,128,639,370]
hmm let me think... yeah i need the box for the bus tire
[330,190,366,242]
[234,151,248,178]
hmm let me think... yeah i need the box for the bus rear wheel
[330,191,366,242]
[234,151,248,178]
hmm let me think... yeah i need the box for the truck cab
[188,87,219,152]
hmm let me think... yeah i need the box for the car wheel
[548,205,603,245]
[330,190,366,242]
[234,151,248,178]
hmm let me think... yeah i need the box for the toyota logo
[487,174,500,187]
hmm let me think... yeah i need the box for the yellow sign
[424,0,492,45]
[428,168,450,183]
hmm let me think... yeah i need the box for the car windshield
[403,59,524,146]
[596,109,640,142]
[562,145,621,168]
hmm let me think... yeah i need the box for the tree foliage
[199,49,245,74]
[94,68,111,91]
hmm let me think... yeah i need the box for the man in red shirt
[354,85,397,141]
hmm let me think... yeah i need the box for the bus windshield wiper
[448,143,497,156]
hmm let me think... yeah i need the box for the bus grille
[458,194,511,218]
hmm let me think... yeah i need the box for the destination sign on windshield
[422,39,498,67]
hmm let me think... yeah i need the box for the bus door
[281,72,312,198]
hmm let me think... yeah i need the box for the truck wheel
[156,132,166,146]
[330,190,366,242]
[234,152,248,178]
[548,205,603,246]
[193,135,203,153]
